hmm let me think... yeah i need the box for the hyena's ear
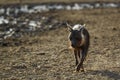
[66,22,73,32]
[82,24,86,27]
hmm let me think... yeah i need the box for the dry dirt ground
[0,8,120,80]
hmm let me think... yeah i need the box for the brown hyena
[67,23,90,72]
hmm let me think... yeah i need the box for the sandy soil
[0,8,120,80]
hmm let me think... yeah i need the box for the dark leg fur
[74,49,81,66]
[78,50,81,59]
[74,50,79,66]
[76,47,89,72]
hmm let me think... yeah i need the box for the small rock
[112,27,117,31]
[12,64,27,69]
[94,36,98,39]
[36,52,46,55]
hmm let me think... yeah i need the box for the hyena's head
[67,23,85,48]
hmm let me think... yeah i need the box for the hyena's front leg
[74,50,79,66]
[76,48,87,72]
[78,49,81,61]
[78,49,85,72]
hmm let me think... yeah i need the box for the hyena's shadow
[86,69,120,80]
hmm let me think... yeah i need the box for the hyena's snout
[71,39,80,48]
